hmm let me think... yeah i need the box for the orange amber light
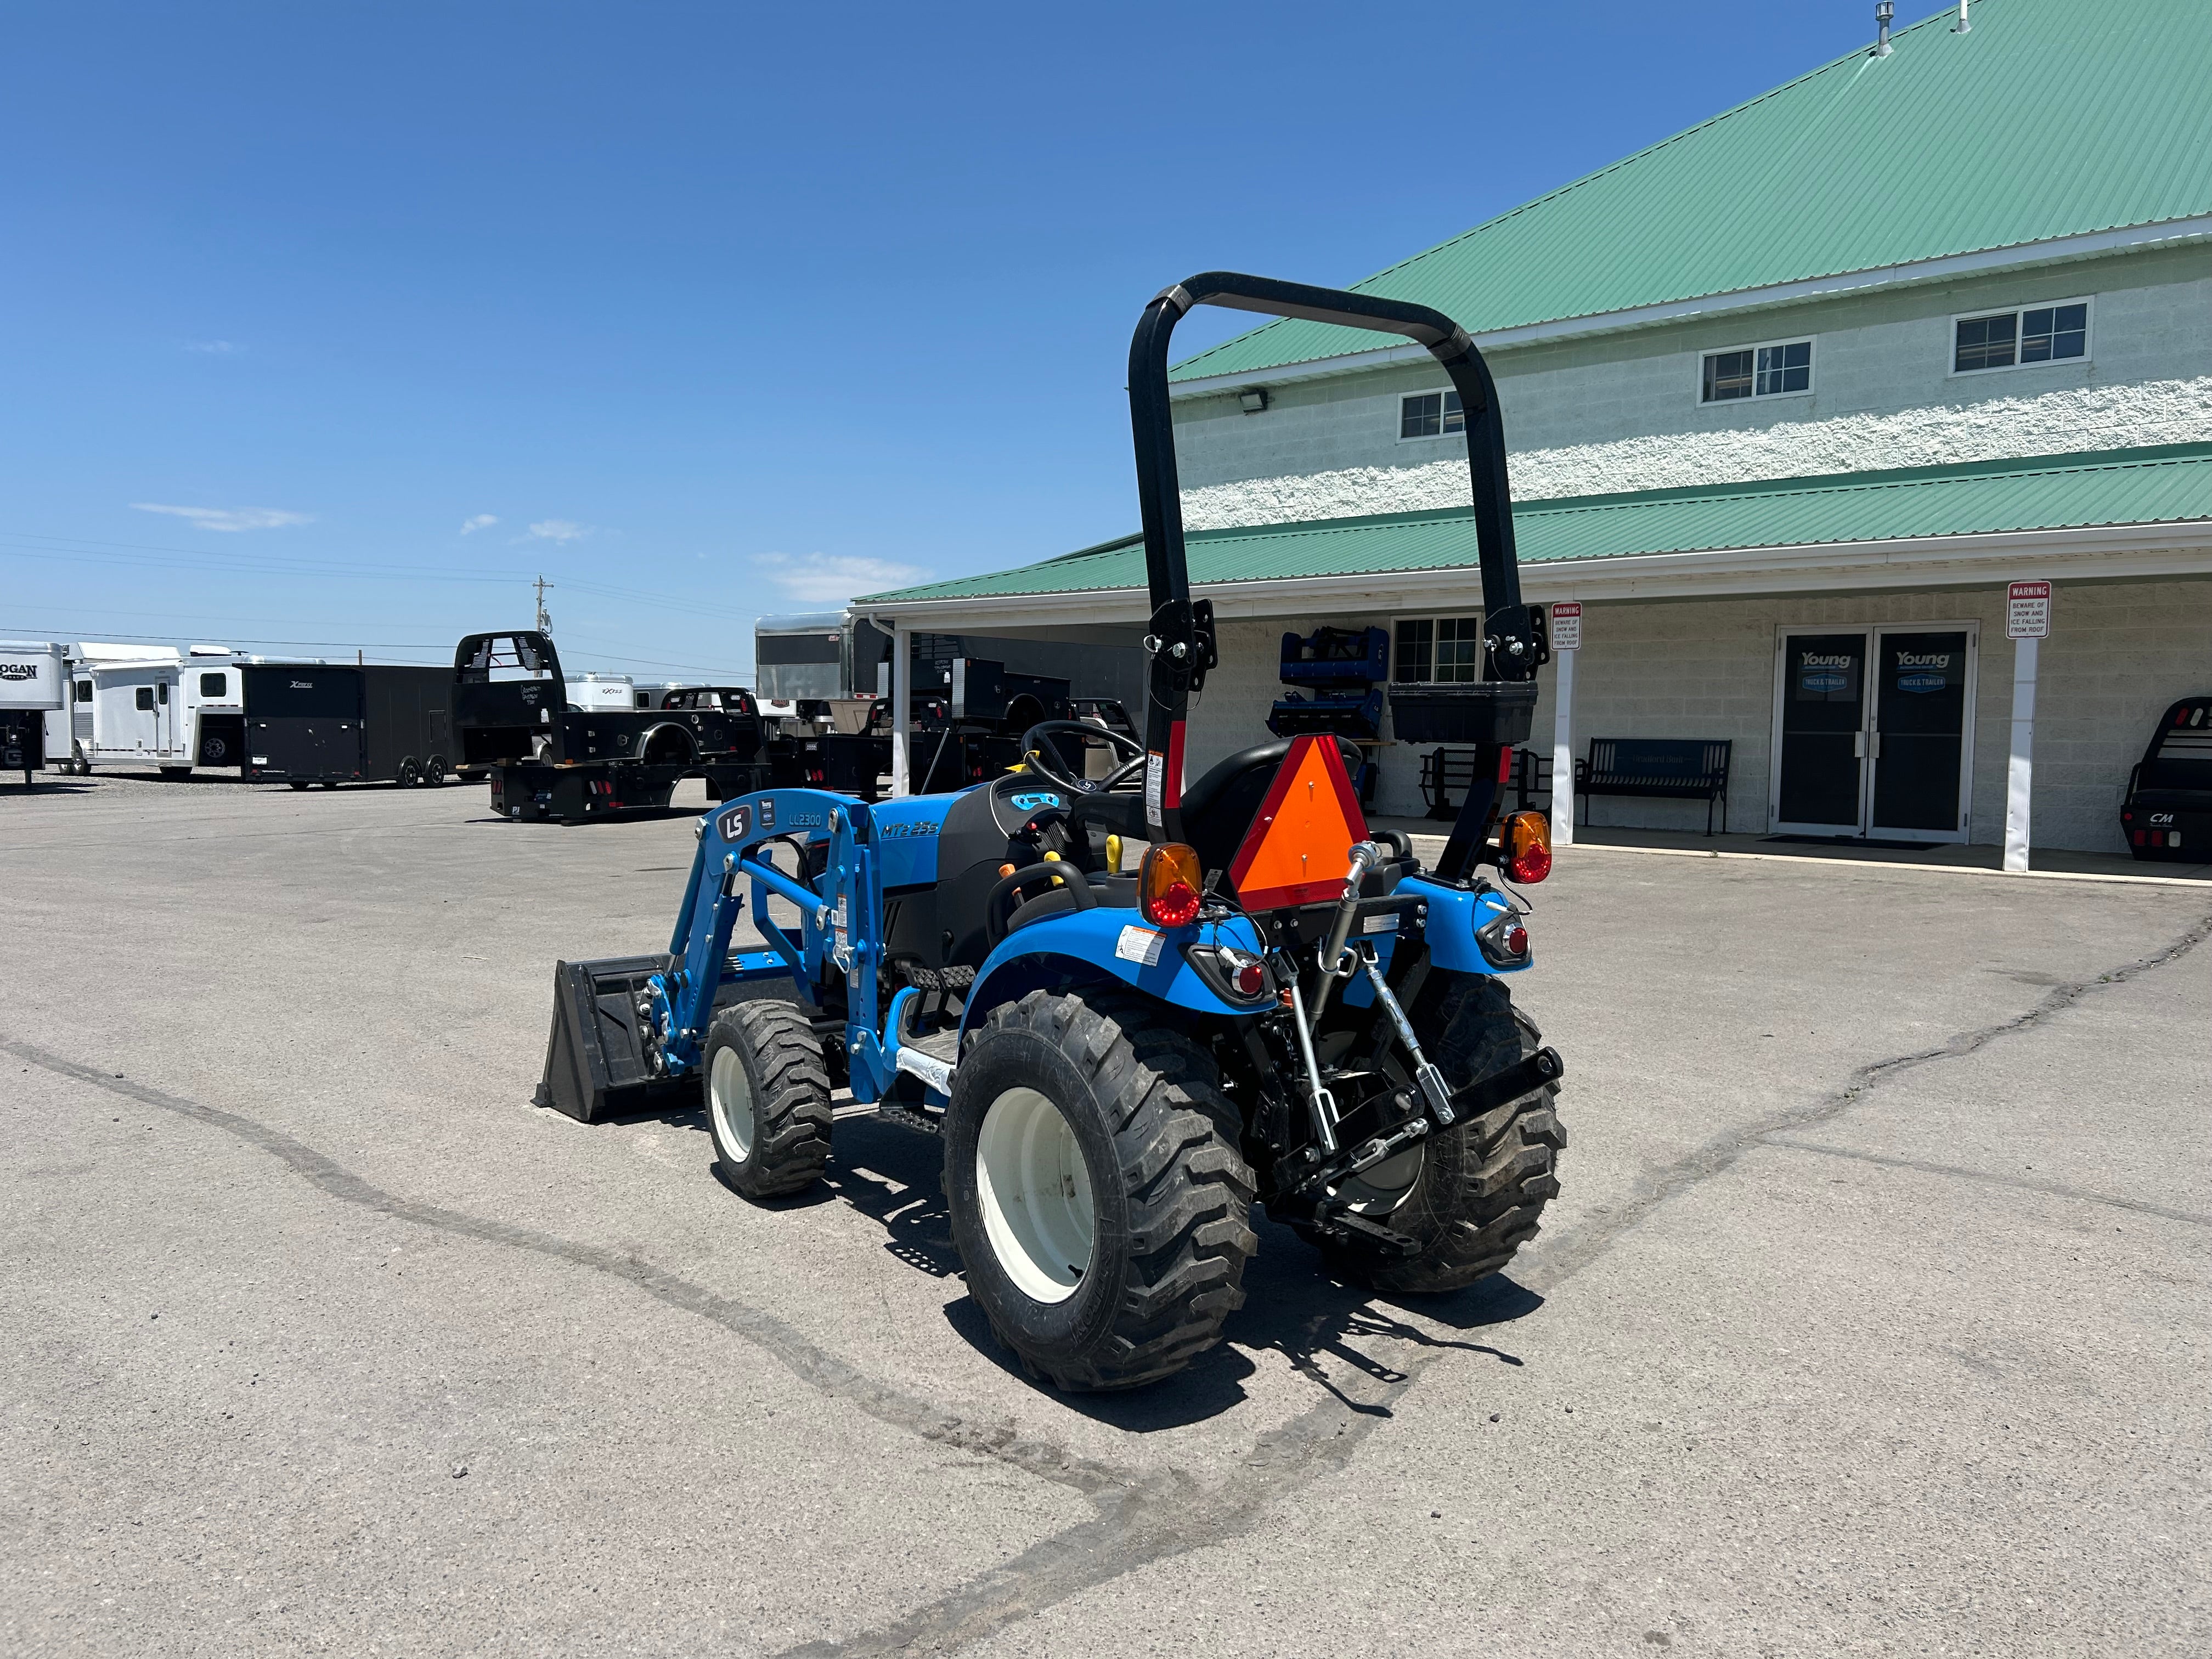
[1141,843,1205,928]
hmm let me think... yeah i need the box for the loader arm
[1127,274,1537,875]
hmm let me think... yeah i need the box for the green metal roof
[861,444,2212,604]
[1172,0,2212,382]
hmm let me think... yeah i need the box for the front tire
[945,989,1257,1391]
[1315,973,1565,1295]
[702,1001,833,1198]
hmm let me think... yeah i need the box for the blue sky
[1,2,1876,682]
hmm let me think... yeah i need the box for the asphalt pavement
[3,771,2205,1656]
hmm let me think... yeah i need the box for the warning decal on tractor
[1227,733,1371,912]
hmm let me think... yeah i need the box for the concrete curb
[1402,833,2212,891]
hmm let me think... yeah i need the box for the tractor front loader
[538,273,1566,1390]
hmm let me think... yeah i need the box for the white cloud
[527,519,591,543]
[132,503,313,532]
[754,551,924,604]
[182,340,237,354]
[460,513,499,535]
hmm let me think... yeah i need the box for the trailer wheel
[1312,974,1564,1295]
[702,1001,834,1199]
[944,989,1256,1391]
[396,758,421,788]
[424,756,448,786]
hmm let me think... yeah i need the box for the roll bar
[1126,273,1537,862]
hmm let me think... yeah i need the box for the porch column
[1549,644,1576,848]
[889,620,911,798]
[2002,634,2037,872]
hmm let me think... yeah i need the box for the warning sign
[2006,580,2051,640]
[1549,601,1582,652]
[1226,735,1371,912]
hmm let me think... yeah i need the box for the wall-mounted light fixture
[1237,386,1271,415]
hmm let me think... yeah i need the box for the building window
[1394,616,1482,683]
[75,679,92,702]
[1701,340,1812,403]
[136,686,155,710]
[1953,301,2088,373]
[1399,390,1464,440]
[199,672,227,697]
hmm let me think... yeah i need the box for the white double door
[1770,624,1978,843]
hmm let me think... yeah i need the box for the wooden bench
[1576,738,1732,834]
[1419,746,1552,821]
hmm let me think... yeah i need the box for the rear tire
[944,989,1257,1391]
[396,758,421,788]
[702,1001,833,1198]
[1314,973,1565,1295]
[424,755,448,786]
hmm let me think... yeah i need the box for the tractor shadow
[816,1107,1543,1430]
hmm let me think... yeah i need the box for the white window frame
[1947,296,2093,379]
[1696,335,1816,406]
[1391,612,1485,684]
[1396,388,1466,443]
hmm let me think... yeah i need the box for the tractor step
[876,1098,943,1137]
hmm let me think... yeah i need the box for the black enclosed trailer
[242,664,456,787]
[456,633,774,821]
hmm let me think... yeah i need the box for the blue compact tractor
[539,274,1565,1390]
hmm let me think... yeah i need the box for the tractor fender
[959,907,1268,1041]
[1398,874,1528,975]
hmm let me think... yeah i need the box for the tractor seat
[1178,737,1361,883]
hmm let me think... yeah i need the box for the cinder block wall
[1181,577,2212,853]
[1171,245,2212,525]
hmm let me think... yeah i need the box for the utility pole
[533,574,554,635]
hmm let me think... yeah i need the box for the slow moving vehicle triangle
[1227,734,1372,911]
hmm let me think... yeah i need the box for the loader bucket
[534,954,695,1122]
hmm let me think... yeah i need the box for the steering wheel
[1019,719,1147,795]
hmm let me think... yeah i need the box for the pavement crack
[2,1035,1130,1500]
[777,1389,1404,1658]
[1764,1138,2212,1226]
[1522,904,2212,1295]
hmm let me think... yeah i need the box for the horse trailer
[1,640,65,783]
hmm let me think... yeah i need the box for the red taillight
[1141,843,1204,928]
[1505,843,1552,883]
[1233,958,1267,997]
[1504,923,1528,956]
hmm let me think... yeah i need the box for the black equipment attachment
[1126,273,1538,868]
[536,954,692,1122]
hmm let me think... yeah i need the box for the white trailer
[1,640,66,784]
[70,649,251,776]
[565,672,641,712]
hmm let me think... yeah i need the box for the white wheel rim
[709,1046,756,1161]
[975,1086,1094,1305]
